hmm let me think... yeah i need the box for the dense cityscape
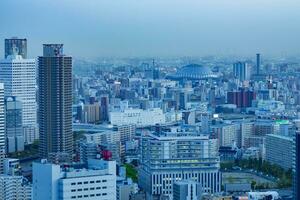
[1,1,300,200]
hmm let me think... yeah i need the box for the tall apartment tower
[38,44,73,160]
[256,53,260,75]
[233,61,251,81]
[0,83,5,174]
[0,46,38,145]
[5,37,27,59]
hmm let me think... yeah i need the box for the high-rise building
[0,52,37,145]
[5,38,27,59]
[0,83,5,174]
[233,61,251,81]
[38,44,73,159]
[256,53,261,75]
[5,97,24,153]
[227,88,256,108]
[266,134,293,170]
[139,125,221,199]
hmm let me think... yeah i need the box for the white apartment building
[0,175,32,200]
[33,159,116,200]
[139,125,221,200]
[0,54,38,144]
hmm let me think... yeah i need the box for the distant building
[110,108,166,127]
[33,159,116,200]
[227,88,256,108]
[256,53,261,75]
[233,61,251,81]
[5,37,27,59]
[211,123,237,147]
[266,134,293,170]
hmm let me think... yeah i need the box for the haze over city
[1,0,300,58]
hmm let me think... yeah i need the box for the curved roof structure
[167,64,219,80]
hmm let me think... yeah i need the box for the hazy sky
[0,0,300,58]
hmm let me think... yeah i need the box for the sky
[0,0,300,58]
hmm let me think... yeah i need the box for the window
[102,180,107,183]
[71,189,76,192]
[77,182,82,185]
[71,183,76,185]
[83,181,88,184]
[90,181,95,183]
[102,193,107,196]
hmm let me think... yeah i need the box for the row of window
[71,186,107,192]
[70,180,107,185]
[71,193,107,199]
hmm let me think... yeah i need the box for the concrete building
[3,158,20,176]
[266,134,293,170]
[83,103,100,123]
[173,180,202,200]
[139,126,221,200]
[0,53,37,145]
[110,108,166,127]
[38,44,73,159]
[0,83,5,174]
[33,159,116,200]
[116,178,138,200]
[0,175,32,200]
[5,97,24,153]
[211,123,237,147]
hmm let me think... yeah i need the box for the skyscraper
[0,47,38,145]
[256,53,260,75]
[233,61,251,81]
[5,37,27,59]
[38,44,73,160]
[0,83,5,174]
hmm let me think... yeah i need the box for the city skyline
[1,0,300,58]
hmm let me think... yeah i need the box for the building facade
[33,159,116,200]
[139,126,221,200]
[38,44,73,159]
[5,97,23,153]
[0,83,5,174]
[0,54,37,145]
